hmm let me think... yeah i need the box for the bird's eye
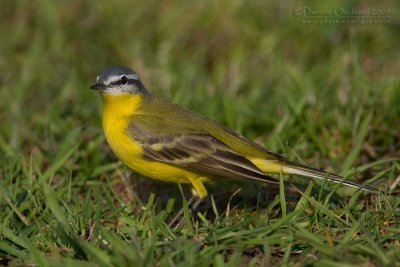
[120,75,128,85]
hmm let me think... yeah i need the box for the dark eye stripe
[108,78,146,93]
[109,78,138,86]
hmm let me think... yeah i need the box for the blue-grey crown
[96,65,137,83]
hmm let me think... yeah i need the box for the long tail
[281,161,378,193]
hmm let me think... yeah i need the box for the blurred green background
[1,0,399,163]
[0,0,399,266]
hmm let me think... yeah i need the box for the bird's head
[90,66,148,96]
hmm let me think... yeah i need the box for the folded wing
[128,121,277,184]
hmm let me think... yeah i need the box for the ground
[0,1,399,266]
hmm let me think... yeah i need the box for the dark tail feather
[282,162,378,193]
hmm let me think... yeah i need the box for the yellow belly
[101,94,202,184]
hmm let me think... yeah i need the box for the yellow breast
[100,93,195,183]
[102,94,143,159]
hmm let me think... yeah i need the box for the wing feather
[128,121,277,184]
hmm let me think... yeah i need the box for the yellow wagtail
[90,66,377,205]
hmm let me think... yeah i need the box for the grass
[1,0,400,266]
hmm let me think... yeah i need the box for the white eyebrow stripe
[125,74,139,80]
[105,74,139,84]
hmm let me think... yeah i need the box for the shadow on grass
[130,175,351,219]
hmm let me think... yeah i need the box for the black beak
[90,83,107,90]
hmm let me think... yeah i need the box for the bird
[90,65,377,217]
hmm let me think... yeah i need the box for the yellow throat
[100,93,143,160]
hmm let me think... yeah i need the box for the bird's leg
[168,195,198,228]
[169,196,205,230]
[168,177,208,229]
